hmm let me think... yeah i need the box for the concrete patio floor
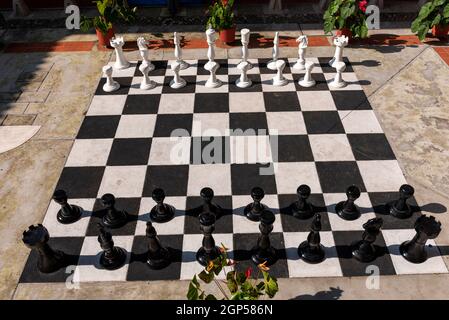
[0,30,449,300]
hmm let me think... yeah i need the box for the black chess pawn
[146,221,171,269]
[97,223,126,270]
[291,184,314,219]
[387,184,415,219]
[351,217,383,262]
[22,224,66,273]
[150,188,175,223]
[196,211,221,266]
[251,210,277,266]
[244,187,268,222]
[298,214,325,263]
[53,189,83,224]
[101,193,128,228]
[400,215,441,263]
[200,187,221,217]
[336,185,361,221]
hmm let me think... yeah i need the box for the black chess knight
[101,193,128,228]
[97,223,126,270]
[351,217,383,262]
[22,224,66,273]
[244,187,268,221]
[150,188,175,223]
[53,189,83,224]
[251,210,277,266]
[400,215,441,263]
[146,221,171,269]
[200,187,221,217]
[298,214,325,263]
[336,185,361,220]
[387,184,415,219]
[290,184,314,219]
[196,211,221,266]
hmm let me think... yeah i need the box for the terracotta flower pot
[96,27,115,48]
[219,26,236,44]
[431,24,449,38]
[336,28,353,39]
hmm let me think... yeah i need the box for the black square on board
[143,165,189,197]
[107,138,152,166]
[95,77,132,95]
[76,116,121,139]
[56,167,105,199]
[303,111,345,134]
[331,90,372,110]
[197,59,229,75]
[123,95,160,114]
[315,161,366,193]
[194,93,229,113]
[230,112,268,135]
[347,134,396,161]
[228,74,262,92]
[153,114,193,137]
[263,92,301,111]
[190,136,230,164]
[231,163,277,195]
[162,76,196,94]
[272,135,314,162]
[293,73,329,91]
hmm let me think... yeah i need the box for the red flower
[245,267,253,278]
[222,0,228,6]
[358,0,368,12]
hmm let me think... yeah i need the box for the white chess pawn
[240,28,253,69]
[102,65,120,92]
[170,61,187,89]
[137,37,155,72]
[174,31,189,70]
[139,63,156,90]
[293,35,308,70]
[329,35,348,68]
[110,36,130,70]
[330,61,347,88]
[267,32,280,70]
[272,59,288,86]
[299,61,316,87]
[236,61,252,88]
[204,61,221,88]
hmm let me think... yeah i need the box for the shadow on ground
[290,286,344,300]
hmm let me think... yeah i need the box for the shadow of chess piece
[101,193,128,229]
[150,188,175,223]
[200,187,221,217]
[336,185,361,221]
[53,189,83,224]
[291,184,314,219]
[400,215,441,263]
[244,187,268,222]
[146,221,171,269]
[351,217,383,262]
[22,224,66,273]
[387,184,415,219]
[196,212,221,266]
[97,223,126,270]
[298,214,325,263]
[251,210,277,266]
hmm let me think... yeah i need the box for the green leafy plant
[412,0,449,40]
[80,0,137,35]
[187,244,279,300]
[323,0,369,38]
[206,0,235,31]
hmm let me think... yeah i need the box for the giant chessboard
[19,57,449,283]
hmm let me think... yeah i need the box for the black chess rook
[336,185,361,220]
[97,223,126,270]
[101,193,128,228]
[196,212,221,266]
[53,189,83,224]
[291,184,314,219]
[298,214,325,263]
[388,184,415,219]
[251,209,277,266]
[244,186,268,221]
[150,188,175,223]
[200,187,221,217]
[352,217,383,262]
[146,221,171,269]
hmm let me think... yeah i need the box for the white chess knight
[240,28,252,69]
[174,32,189,70]
[110,36,130,70]
[137,36,155,72]
[272,59,288,86]
[139,63,156,90]
[267,32,280,70]
[170,61,187,89]
[102,65,120,92]
[236,61,252,88]
[299,61,316,87]
[330,61,347,88]
[204,61,221,88]
[329,35,349,68]
[293,35,308,70]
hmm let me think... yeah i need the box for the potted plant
[206,0,236,43]
[412,0,449,40]
[80,0,137,47]
[323,0,369,40]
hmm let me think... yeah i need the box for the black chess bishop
[97,223,127,270]
[146,221,171,269]
[251,210,277,266]
[400,215,441,263]
[244,187,268,221]
[298,214,325,263]
[101,193,128,228]
[290,184,314,219]
[200,187,221,217]
[336,185,361,220]
[196,211,221,266]
[351,217,383,262]
[53,189,83,224]
[22,224,66,273]
[150,188,175,223]
[387,184,415,219]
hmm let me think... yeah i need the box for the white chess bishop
[110,36,130,70]
[174,32,189,70]
[272,59,288,86]
[299,61,316,87]
[330,61,347,88]
[102,65,120,92]
[139,63,156,90]
[267,32,280,70]
[293,35,308,70]
[170,61,187,89]
[137,36,155,72]
[236,61,252,88]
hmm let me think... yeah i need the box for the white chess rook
[236,61,252,88]
[174,32,189,70]
[293,35,308,70]
[170,61,187,89]
[110,36,130,70]
[240,28,253,69]
[272,60,288,86]
[204,61,222,88]
[139,63,156,90]
[267,32,280,70]
[299,61,316,87]
[137,37,155,72]
[102,65,120,92]
[329,35,348,68]
[330,61,347,88]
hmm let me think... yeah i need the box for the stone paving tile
[2,114,36,126]
[0,103,29,115]
[16,90,50,103]
[0,92,20,103]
